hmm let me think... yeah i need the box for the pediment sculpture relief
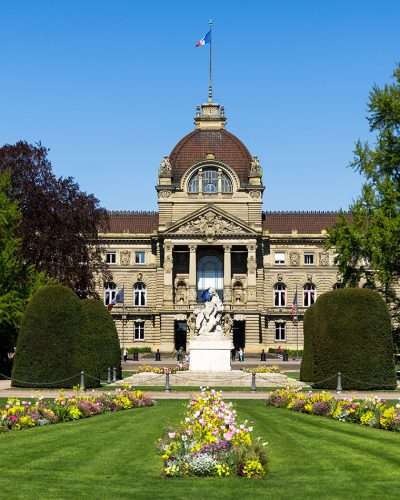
[174,211,249,242]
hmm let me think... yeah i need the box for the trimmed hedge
[12,285,82,388]
[300,288,396,390]
[80,299,121,382]
[299,306,315,382]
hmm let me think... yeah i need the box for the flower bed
[0,388,154,432]
[158,388,267,478]
[243,366,280,374]
[135,365,188,375]
[267,388,400,431]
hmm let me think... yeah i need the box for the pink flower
[223,431,234,441]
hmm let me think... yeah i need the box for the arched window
[303,283,316,307]
[188,167,232,194]
[134,282,146,306]
[333,282,344,289]
[274,283,286,307]
[104,282,117,306]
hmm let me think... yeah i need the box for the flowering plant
[0,387,153,432]
[243,366,280,374]
[267,387,400,432]
[158,388,267,478]
[135,365,188,374]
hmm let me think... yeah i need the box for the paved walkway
[0,378,399,401]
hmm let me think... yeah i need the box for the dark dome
[169,129,252,186]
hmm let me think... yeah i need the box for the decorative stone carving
[159,190,172,198]
[250,156,262,176]
[223,314,233,336]
[187,312,196,337]
[164,254,173,273]
[159,156,172,176]
[175,279,187,305]
[249,190,261,199]
[289,252,300,266]
[120,250,130,266]
[136,272,143,282]
[277,273,283,282]
[307,274,313,283]
[175,211,248,241]
[319,252,329,266]
[248,255,256,274]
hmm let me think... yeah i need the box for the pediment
[163,206,257,241]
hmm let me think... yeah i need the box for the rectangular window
[274,252,285,265]
[106,252,116,264]
[135,251,145,264]
[304,253,314,265]
[275,322,286,341]
[134,321,144,341]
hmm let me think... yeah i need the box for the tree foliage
[328,65,400,346]
[0,141,110,297]
[0,171,47,375]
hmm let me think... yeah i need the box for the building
[98,99,343,353]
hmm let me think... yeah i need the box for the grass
[1,401,400,499]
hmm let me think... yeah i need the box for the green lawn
[0,401,399,499]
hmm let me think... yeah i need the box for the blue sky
[1,1,399,211]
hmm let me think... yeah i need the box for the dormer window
[188,167,232,194]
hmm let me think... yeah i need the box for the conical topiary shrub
[300,288,396,390]
[79,299,121,382]
[12,285,82,388]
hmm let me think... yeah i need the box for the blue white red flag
[195,30,211,47]
[108,287,124,311]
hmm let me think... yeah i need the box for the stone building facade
[98,100,344,353]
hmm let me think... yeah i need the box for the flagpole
[208,19,213,102]
[295,284,299,359]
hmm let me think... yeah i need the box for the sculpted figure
[195,288,224,336]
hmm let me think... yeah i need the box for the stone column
[163,241,174,305]
[247,242,257,304]
[223,245,232,303]
[188,244,197,304]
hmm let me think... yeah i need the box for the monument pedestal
[189,335,233,372]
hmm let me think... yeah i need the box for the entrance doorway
[233,320,245,350]
[174,320,187,351]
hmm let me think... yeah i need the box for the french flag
[195,30,211,47]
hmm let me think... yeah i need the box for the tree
[328,64,400,347]
[0,141,110,297]
[0,171,46,375]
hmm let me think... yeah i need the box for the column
[188,244,197,304]
[247,242,257,305]
[163,241,174,305]
[223,245,232,303]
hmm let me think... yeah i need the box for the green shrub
[300,307,315,382]
[302,288,396,390]
[12,285,82,388]
[268,348,303,357]
[80,299,121,382]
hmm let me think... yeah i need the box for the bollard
[251,372,257,392]
[107,367,111,384]
[112,367,117,383]
[80,370,85,391]
[336,371,342,393]
[165,372,171,392]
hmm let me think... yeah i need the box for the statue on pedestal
[194,288,224,336]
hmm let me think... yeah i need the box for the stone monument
[188,288,234,372]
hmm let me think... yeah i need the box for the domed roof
[169,128,253,186]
